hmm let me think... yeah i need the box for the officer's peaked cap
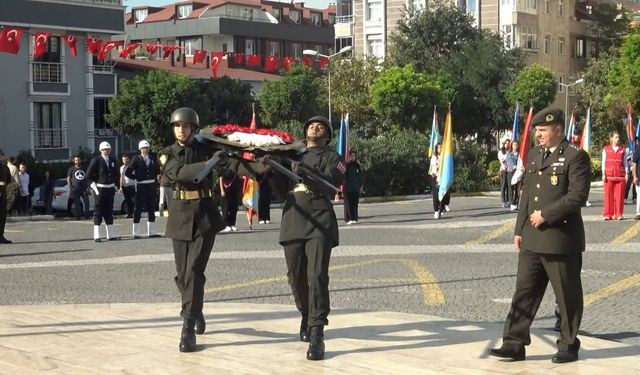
[170,107,199,127]
[304,115,333,140]
[531,106,564,129]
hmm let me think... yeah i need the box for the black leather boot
[299,318,309,342]
[194,316,206,335]
[179,319,196,353]
[306,325,325,360]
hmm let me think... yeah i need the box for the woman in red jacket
[602,131,628,220]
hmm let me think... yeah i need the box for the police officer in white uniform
[87,141,119,242]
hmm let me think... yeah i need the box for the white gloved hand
[90,182,99,196]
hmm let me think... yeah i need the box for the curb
[7,215,56,223]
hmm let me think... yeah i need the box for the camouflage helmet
[170,107,199,127]
[304,115,333,141]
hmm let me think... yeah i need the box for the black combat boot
[194,316,206,335]
[553,304,562,332]
[179,318,197,353]
[306,325,325,360]
[299,318,309,342]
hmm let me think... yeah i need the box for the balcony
[334,15,355,38]
[30,62,70,96]
[335,15,355,24]
[34,128,66,149]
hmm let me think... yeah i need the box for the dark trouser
[500,172,510,204]
[345,191,360,221]
[258,184,271,221]
[221,192,238,226]
[507,172,519,206]
[19,195,29,215]
[284,238,332,327]
[44,195,53,215]
[625,173,637,200]
[93,187,115,225]
[502,249,583,352]
[71,191,89,219]
[123,185,135,217]
[172,228,216,319]
[0,190,6,239]
[431,179,450,212]
[133,183,156,223]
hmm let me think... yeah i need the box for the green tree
[507,64,558,110]
[194,77,254,126]
[257,65,322,127]
[106,70,199,150]
[369,65,447,132]
[609,33,640,110]
[589,3,632,58]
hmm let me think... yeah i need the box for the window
[335,37,353,53]
[183,39,198,57]
[366,34,384,58]
[34,36,60,63]
[517,0,536,12]
[242,8,254,20]
[501,0,510,6]
[291,43,302,59]
[544,35,551,54]
[290,10,301,24]
[544,0,550,13]
[519,25,538,50]
[177,4,192,19]
[222,43,228,53]
[272,8,281,20]
[367,0,382,21]
[245,38,257,56]
[576,38,586,57]
[34,102,63,148]
[134,8,148,23]
[558,0,564,16]
[558,36,565,55]
[467,0,477,13]
[501,25,514,48]
[557,75,565,93]
[268,41,281,57]
[328,14,335,24]
[311,12,322,26]
[94,98,112,130]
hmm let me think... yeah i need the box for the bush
[487,159,501,188]
[452,141,490,193]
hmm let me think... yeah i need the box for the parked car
[31,178,129,215]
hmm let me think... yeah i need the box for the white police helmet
[138,140,151,149]
[99,141,112,151]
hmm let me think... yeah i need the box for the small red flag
[318,56,329,69]
[119,42,141,58]
[193,49,207,64]
[210,51,224,79]
[62,34,78,56]
[247,54,261,67]
[283,56,296,72]
[264,55,280,72]
[97,40,123,61]
[86,37,102,55]
[33,32,51,58]
[0,27,24,55]
[234,52,245,65]
[162,45,177,59]
[145,42,162,54]
[302,56,312,67]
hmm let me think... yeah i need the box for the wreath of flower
[211,124,294,144]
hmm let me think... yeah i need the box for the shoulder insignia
[159,154,168,166]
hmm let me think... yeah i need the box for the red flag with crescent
[97,40,123,61]
[86,37,102,55]
[264,55,279,72]
[283,56,296,72]
[234,52,244,65]
[119,42,141,58]
[247,54,261,67]
[210,51,224,79]
[62,34,78,56]
[33,32,51,58]
[145,42,162,54]
[0,27,24,54]
[193,49,207,64]
[162,45,178,59]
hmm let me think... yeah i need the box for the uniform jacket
[0,163,10,197]
[515,139,591,254]
[161,139,265,242]
[278,145,344,247]
[87,155,117,185]
[125,154,160,182]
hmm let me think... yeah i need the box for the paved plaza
[1,190,640,373]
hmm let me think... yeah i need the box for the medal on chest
[550,175,558,185]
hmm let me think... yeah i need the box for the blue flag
[512,103,519,142]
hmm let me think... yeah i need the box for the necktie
[543,149,551,160]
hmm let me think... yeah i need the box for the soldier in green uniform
[0,149,12,244]
[277,116,345,361]
[160,107,264,353]
[489,107,590,363]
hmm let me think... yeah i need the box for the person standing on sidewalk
[18,163,30,216]
[506,141,519,211]
[429,143,450,219]
[601,131,627,220]
[120,154,135,219]
[0,150,12,244]
[87,141,119,242]
[498,139,511,208]
[126,140,161,239]
[219,170,240,232]
[489,107,590,364]
[67,155,90,220]
[344,149,363,224]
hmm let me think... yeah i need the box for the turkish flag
[33,32,51,58]
[247,54,261,67]
[283,56,296,72]
[210,51,224,79]
[264,55,279,72]
[145,42,162,54]
[318,56,329,69]
[97,40,123,61]
[234,52,244,65]
[302,56,312,67]
[86,37,102,55]
[193,49,207,64]
[119,42,141,58]
[62,34,78,56]
[0,27,24,54]
[162,45,177,59]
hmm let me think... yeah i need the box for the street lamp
[558,78,584,129]
[303,45,353,126]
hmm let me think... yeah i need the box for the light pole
[558,78,584,129]
[303,45,352,126]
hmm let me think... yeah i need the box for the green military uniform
[502,107,591,357]
[0,157,11,243]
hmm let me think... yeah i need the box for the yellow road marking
[466,220,515,246]
[611,221,640,244]
[205,258,446,305]
[331,278,416,283]
[584,273,640,307]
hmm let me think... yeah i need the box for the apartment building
[0,0,126,161]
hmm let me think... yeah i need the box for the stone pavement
[0,302,638,374]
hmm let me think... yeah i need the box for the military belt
[96,183,115,188]
[174,189,212,200]
[293,183,310,193]
[137,179,156,184]
[0,182,5,186]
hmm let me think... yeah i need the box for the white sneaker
[258,220,266,224]
[231,226,237,231]
[510,205,517,211]
[352,220,358,224]
[445,205,451,212]
[223,226,232,232]
[265,220,270,224]
[433,212,441,219]
[346,221,353,225]
[585,201,592,207]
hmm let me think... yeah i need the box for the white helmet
[138,140,151,149]
[99,141,112,151]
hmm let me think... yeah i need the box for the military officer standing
[489,107,590,363]
[276,116,344,361]
[87,141,119,242]
[125,140,161,239]
[0,149,12,244]
[161,107,264,353]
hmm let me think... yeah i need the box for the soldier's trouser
[0,190,7,238]
[284,238,332,327]
[133,183,157,224]
[172,227,215,320]
[93,187,115,225]
[502,249,583,352]
[123,185,135,216]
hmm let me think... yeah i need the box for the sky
[121,0,332,11]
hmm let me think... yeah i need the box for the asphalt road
[1,189,640,348]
